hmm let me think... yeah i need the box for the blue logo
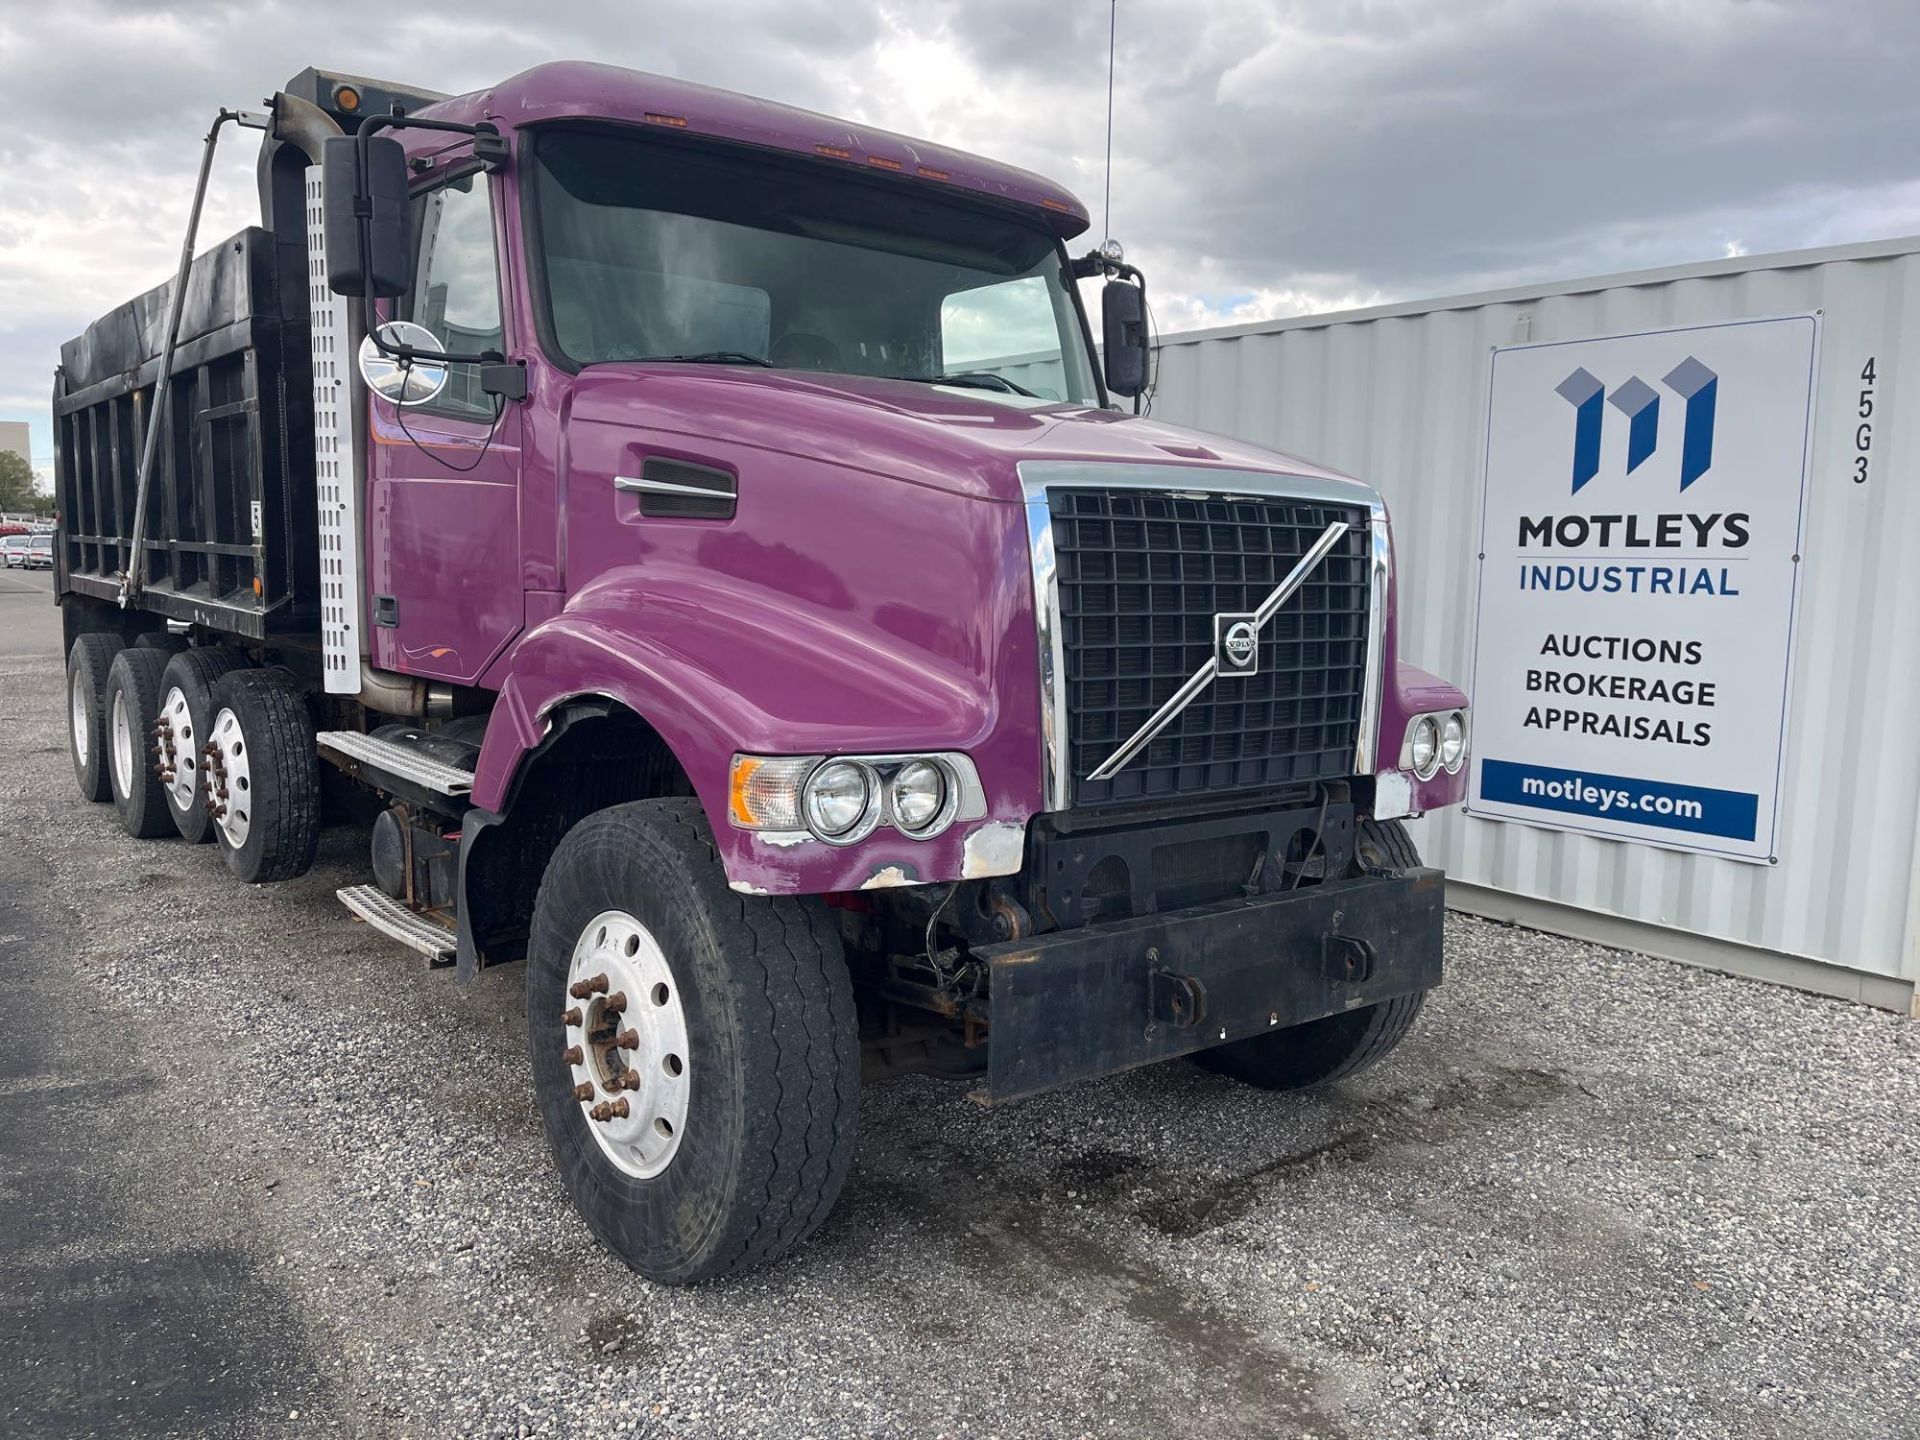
[1556,356,1718,493]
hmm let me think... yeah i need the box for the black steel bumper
[970,867,1445,1102]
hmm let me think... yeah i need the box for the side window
[402,174,503,419]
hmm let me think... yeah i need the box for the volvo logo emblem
[1215,614,1260,674]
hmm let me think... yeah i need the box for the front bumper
[971,866,1445,1102]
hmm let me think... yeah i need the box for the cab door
[366,168,523,686]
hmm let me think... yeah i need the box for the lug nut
[614,1028,638,1051]
[618,1072,640,1092]
[572,1082,594,1102]
[603,991,628,1014]
[561,1007,582,1026]
[568,973,609,999]
[590,1098,631,1122]
[562,1045,583,1066]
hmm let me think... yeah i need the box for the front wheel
[527,799,859,1284]
[1195,817,1431,1091]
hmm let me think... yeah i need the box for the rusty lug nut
[561,1007,582,1026]
[614,1028,639,1051]
[568,973,609,999]
[603,991,628,1014]
[572,1081,594,1102]
[589,1097,631,1122]
[562,1045,583,1066]
[619,1072,641,1091]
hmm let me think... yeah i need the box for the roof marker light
[643,112,687,128]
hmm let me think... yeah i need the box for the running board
[317,731,474,797]
[337,885,457,966]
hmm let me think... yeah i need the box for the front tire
[206,668,321,883]
[1194,818,1431,1091]
[527,799,859,1284]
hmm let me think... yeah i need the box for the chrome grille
[1049,487,1373,808]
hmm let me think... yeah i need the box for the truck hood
[566,364,1367,504]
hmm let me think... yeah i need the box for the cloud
[3,0,1916,458]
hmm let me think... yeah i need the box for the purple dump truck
[51,63,1470,1282]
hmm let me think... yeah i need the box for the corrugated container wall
[1145,237,1920,1009]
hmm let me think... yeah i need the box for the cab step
[317,730,475,797]
[337,884,457,966]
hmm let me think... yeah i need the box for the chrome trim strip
[614,474,735,500]
[1086,520,1348,781]
[1354,497,1391,776]
[1018,461,1390,811]
[1024,492,1073,811]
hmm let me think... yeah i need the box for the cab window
[402,174,504,419]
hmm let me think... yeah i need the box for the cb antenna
[1103,0,1117,245]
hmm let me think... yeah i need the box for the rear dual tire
[205,668,321,884]
[67,634,121,803]
[104,647,175,838]
[156,647,246,843]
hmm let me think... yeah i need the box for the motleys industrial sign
[1466,315,1818,862]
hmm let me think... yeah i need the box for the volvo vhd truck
[52,63,1470,1283]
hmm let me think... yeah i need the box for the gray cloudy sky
[3,0,1917,469]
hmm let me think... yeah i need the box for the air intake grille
[1050,487,1373,808]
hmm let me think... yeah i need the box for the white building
[1146,236,1919,1014]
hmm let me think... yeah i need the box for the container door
[366,170,523,687]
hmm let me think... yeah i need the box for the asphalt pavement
[2,568,1915,1439]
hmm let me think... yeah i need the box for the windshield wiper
[886,370,1041,398]
[637,351,772,366]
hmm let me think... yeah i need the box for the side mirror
[358,320,448,407]
[1102,279,1149,398]
[323,134,412,298]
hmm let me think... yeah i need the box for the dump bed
[53,226,316,637]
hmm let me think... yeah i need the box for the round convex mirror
[358,320,450,407]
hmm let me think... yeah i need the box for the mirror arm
[354,110,507,363]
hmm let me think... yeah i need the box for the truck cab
[53,62,1469,1283]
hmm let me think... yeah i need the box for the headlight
[729,752,987,842]
[888,759,951,836]
[1410,716,1439,778]
[803,760,875,842]
[1440,711,1466,771]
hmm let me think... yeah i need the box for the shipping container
[1146,235,1920,1011]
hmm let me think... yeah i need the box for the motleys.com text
[1519,773,1704,820]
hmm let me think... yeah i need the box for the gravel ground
[3,568,1917,1440]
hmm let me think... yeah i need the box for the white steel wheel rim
[158,685,197,814]
[564,909,691,1180]
[109,687,135,799]
[209,706,253,848]
[71,668,91,770]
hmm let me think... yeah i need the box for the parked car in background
[2,535,32,568]
[26,533,53,569]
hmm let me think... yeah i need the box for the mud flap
[970,868,1445,1102]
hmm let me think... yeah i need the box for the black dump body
[52,226,315,638]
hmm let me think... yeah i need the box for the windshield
[530,129,1100,406]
